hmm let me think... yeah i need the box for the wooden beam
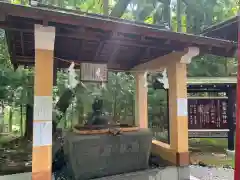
[93,42,105,61]
[106,39,182,50]
[108,45,120,64]
[1,25,183,51]
[129,47,149,68]
[0,27,102,42]
[131,50,186,71]
[20,32,25,55]
[14,37,181,51]
[1,26,186,51]
[0,11,6,22]
[77,40,82,61]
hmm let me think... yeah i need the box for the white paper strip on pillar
[34,24,56,50]
[80,63,107,82]
[33,121,52,147]
[34,96,53,121]
[177,98,188,116]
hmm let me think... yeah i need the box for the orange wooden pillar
[167,47,199,166]
[168,61,189,166]
[135,72,148,128]
[32,24,55,180]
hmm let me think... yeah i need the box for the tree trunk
[24,104,33,140]
[132,95,134,116]
[162,0,171,28]
[0,101,4,133]
[64,112,68,129]
[176,0,182,32]
[77,99,84,125]
[20,104,23,136]
[8,107,13,132]
[103,0,109,15]
[113,74,118,121]
[186,7,192,33]
[224,58,229,76]
[71,103,74,128]
[124,102,127,119]
[110,0,131,18]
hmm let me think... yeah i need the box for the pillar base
[176,152,190,166]
[32,171,51,180]
[151,141,190,167]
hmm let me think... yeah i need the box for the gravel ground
[0,166,234,180]
[190,166,234,180]
[94,166,234,180]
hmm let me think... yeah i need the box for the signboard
[188,98,228,129]
[80,63,107,82]
[149,97,231,140]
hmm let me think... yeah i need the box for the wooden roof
[187,77,237,85]
[201,16,237,42]
[187,77,236,91]
[0,2,237,71]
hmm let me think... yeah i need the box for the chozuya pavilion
[0,2,237,180]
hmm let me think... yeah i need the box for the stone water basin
[63,126,152,180]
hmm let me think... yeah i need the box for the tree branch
[157,0,169,3]
[109,0,132,18]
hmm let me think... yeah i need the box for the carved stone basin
[63,126,152,180]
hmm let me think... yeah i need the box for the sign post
[234,14,240,180]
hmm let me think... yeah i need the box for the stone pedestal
[63,129,152,180]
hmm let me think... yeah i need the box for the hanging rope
[55,56,168,89]
[54,57,162,73]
